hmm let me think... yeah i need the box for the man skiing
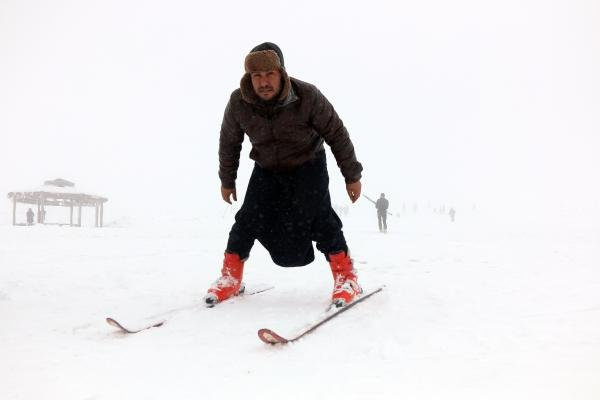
[205,42,364,308]
[375,193,389,233]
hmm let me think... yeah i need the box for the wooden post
[95,204,99,227]
[78,205,82,227]
[40,196,46,224]
[99,202,104,227]
[12,198,16,226]
[69,201,74,227]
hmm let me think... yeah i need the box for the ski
[106,316,164,334]
[106,284,274,334]
[257,285,384,344]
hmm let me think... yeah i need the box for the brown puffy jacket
[218,74,363,189]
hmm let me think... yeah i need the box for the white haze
[1,0,599,226]
[1,2,600,399]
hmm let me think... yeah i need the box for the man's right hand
[346,180,361,203]
[221,186,237,204]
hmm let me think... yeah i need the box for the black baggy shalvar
[226,151,347,267]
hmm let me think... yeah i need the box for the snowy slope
[1,207,599,400]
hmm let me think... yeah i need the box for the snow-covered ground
[1,206,599,400]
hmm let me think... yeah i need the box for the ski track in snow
[1,211,599,399]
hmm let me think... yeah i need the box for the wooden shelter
[7,178,108,227]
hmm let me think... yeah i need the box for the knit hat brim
[244,50,282,73]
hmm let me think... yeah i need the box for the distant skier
[449,207,456,222]
[205,42,364,308]
[26,208,34,225]
[375,193,389,233]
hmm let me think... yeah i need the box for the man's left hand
[346,180,361,203]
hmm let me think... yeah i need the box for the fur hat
[244,42,285,73]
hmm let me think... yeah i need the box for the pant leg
[307,153,347,258]
[226,163,274,259]
[313,190,347,258]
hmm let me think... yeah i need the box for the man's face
[250,69,282,101]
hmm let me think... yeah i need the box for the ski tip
[258,328,289,345]
[106,317,164,334]
[106,317,134,333]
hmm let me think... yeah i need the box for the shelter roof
[7,179,108,206]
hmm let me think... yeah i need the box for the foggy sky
[1,0,599,223]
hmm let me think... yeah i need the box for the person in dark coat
[375,193,389,233]
[26,208,34,225]
[205,42,363,307]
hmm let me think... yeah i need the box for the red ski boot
[329,251,362,307]
[204,253,245,306]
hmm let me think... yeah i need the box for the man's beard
[258,86,276,98]
[258,86,281,105]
